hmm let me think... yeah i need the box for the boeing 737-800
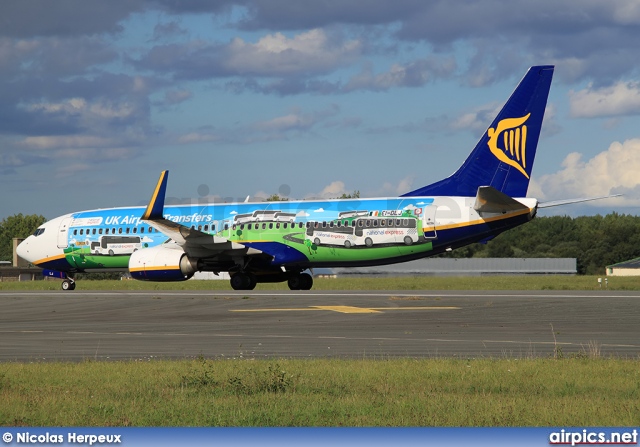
[17,65,592,291]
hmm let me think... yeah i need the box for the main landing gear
[287,272,313,290]
[229,271,313,290]
[230,272,257,290]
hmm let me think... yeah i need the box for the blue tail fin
[402,65,554,198]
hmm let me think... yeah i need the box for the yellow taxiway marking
[230,306,459,314]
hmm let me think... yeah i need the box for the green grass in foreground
[1,275,639,291]
[1,358,639,426]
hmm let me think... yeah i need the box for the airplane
[16,65,609,291]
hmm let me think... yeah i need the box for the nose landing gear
[61,278,76,291]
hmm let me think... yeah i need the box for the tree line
[2,212,639,274]
[445,212,640,274]
[0,214,46,262]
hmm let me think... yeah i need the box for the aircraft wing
[141,171,264,256]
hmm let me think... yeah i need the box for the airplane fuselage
[18,195,537,276]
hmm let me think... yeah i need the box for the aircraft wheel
[247,274,257,290]
[365,237,373,247]
[287,276,301,290]
[230,272,256,290]
[288,273,313,290]
[299,273,313,290]
[404,236,413,245]
[61,279,75,291]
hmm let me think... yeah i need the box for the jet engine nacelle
[129,245,198,281]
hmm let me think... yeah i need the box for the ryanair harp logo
[487,113,531,179]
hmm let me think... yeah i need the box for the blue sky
[2,0,640,221]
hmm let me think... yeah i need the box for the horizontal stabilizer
[538,194,622,209]
[474,186,529,214]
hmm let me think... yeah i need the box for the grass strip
[1,275,638,291]
[1,357,639,426]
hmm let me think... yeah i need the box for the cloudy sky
[2,0,640,221]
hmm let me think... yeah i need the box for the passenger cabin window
[118,228,123,234]
[99,228,103,235]
[140,227,144,233]
[126,228,130,234]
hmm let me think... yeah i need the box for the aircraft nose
[16,237,34,264]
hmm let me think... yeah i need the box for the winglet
[141,170,169,220]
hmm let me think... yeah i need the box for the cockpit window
[32,228,45,237]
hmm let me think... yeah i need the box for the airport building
[333,258,577,277]
[606,258,640,276]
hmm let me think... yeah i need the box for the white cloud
[569,81,640,118]
[535,139,640,205]
[225,29,362,76]
[320,180,346,198]
[450,102,501,133]
[178,132,221,144]
[345,57,456,92]
[296,211,310,217]
[374,176,415,197]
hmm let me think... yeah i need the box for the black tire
[231,273,256,290]
[287,276,301,290]
[299,273,313,290]
[365,237,373,247]
[247,274,257,290]
[61,280,73,291]
[230,274,246,290]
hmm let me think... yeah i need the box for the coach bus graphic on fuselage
[90,236,142,256]
[306,217,420,248]
[234,210,297,224]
